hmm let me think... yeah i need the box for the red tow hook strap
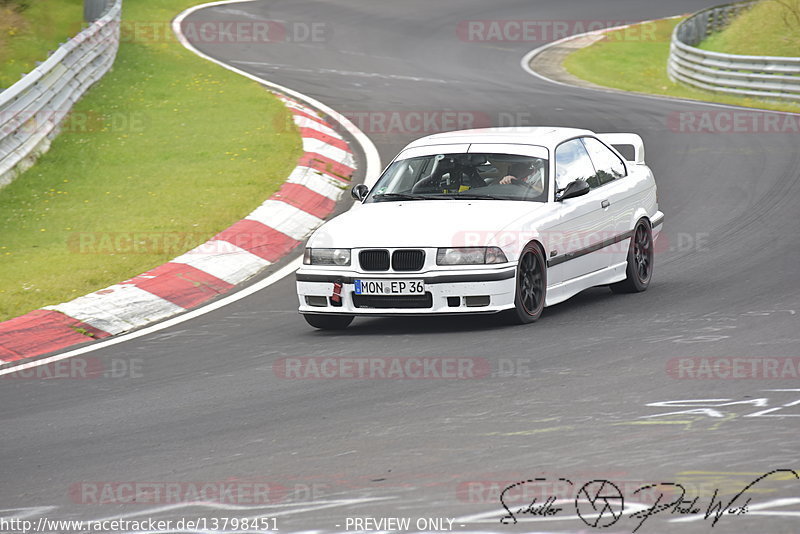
[331,282,343,303]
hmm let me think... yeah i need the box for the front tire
[303,314,354,330]
[611,218,653,294]
[506,242,546,324]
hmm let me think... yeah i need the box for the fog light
[306,296,327,307]
[464,296,490,307]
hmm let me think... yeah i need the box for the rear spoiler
[597,133,645,165]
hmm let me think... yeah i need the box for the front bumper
[296,265,517,316]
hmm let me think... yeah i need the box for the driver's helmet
[509,160,535,179]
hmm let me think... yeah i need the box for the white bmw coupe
[296,127,663,329]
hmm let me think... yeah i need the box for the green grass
[563,16,800,113]
[0,0,85,89]
[699,0,800,57]
[0,0,302,321]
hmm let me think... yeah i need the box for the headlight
[303,248,351,266]
[436,247,507,265]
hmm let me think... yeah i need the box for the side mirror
[556,179,590,201]
[351,184,369,202]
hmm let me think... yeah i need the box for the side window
[555,139,596,190]
[581,137,627,186]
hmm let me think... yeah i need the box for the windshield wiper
[435,193,508,200]
[372,192,517,201]
[372,193,443,201]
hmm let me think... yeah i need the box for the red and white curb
[0,93,355,362]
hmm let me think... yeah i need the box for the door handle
[601,199,610,208]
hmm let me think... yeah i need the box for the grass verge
[0,0,84,89]
[0,0,302,321]
[699,0,800,56]
[562,16,800,114]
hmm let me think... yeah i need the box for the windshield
[366,153,549,203]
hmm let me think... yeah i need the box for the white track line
[0,0,381,375]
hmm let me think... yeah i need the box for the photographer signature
[499,469,798,531]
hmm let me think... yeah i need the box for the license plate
[354,279,425,295]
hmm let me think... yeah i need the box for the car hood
[307,200,551,249]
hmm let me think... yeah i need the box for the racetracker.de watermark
[74,20,329,44]
[274,110,493,135]
[1,358,143,380]
[282,110,607,136]
[342,110,491,135]
[67,232,210,255]
[70,481,285,504]
[449,230,707,257]
[0,110,146,136]
[67,232,333,255]
[272,357,551,379]
[667,111,800,134]
[456,19,658,42]
[273,357,492,379]
[667,357,800,379]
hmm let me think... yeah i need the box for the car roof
[403,127,596,150]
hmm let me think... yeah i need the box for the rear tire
[611,218,653,294]
[303,314,354,330]
[506,242,546,324]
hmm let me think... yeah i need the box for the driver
[499,160,545,191]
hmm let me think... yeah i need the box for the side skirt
[545,261,628,306]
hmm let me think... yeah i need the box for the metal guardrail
[668,1,800,102]
[0,0,122,188]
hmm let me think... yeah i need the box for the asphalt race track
[2,1,800,533]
